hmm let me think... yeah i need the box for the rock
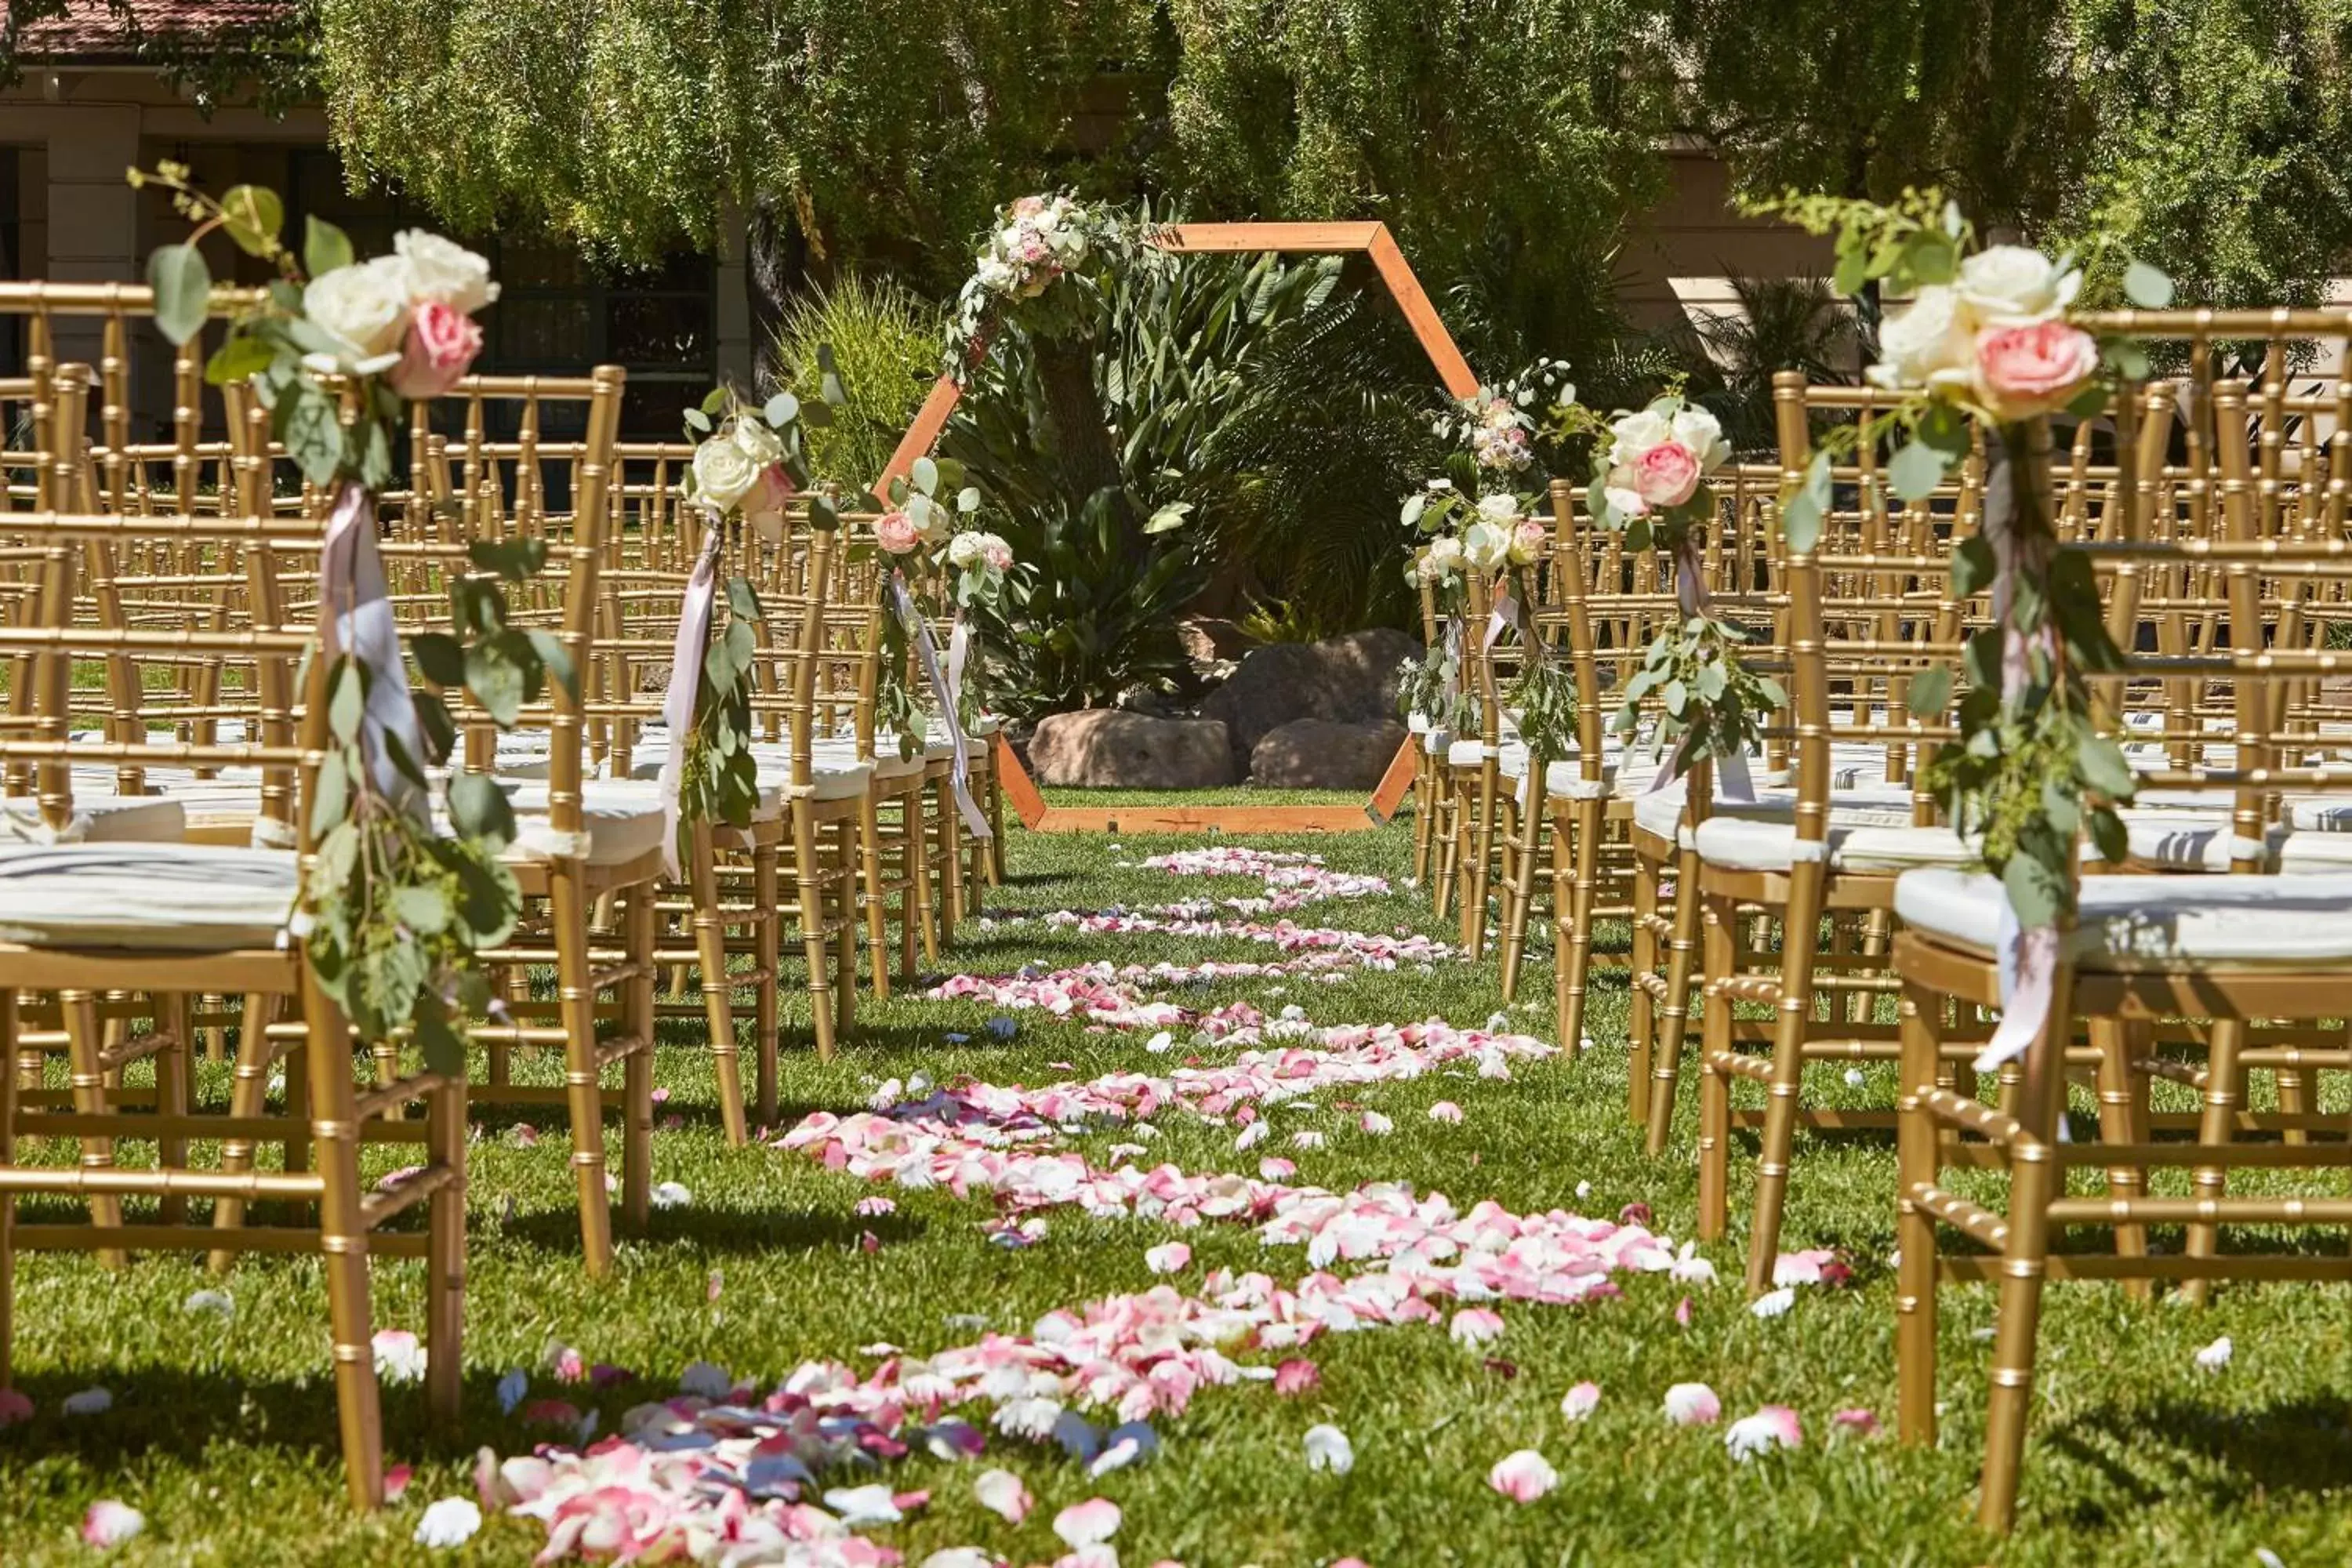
[1028,710,1236,789]
[1177,616,1254,664]
[1250,719,1409,790]
[1196,628,1421,772]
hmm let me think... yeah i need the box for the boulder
[1250,718,1410,790]
[1196,627,1421,771]
[1028,710,1236,789]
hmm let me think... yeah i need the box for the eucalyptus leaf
[1887,439,1947,502]
[218,184,284,257]
[2123,260,2175,310]
[1905,664,1952,717]
[303,216,354,279]
[146,244,212,347]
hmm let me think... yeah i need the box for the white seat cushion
[620,742,876,801]
[851,739,935,781]
[0,843,296,950]
[2,795,187,844]
[1632,782,1918,850]
[1694,815,1973,874]
[1894,867,2352,969]
[493,782,672,866]
[2286,797,2352,833]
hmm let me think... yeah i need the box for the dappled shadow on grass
[2040,1395,2352,1527]
[0,1364,547,1472]
[499,1203,925,1259]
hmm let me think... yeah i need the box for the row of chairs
[1417,314,2352,1526]
[0,282,1003,1507]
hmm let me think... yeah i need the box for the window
[288,150,715,440]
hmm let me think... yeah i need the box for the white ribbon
[893,571,992,840]
[1643,530,1758,805]
[1972,437,2061,1074]
[1483,590,1520,652]
[655,513,724,879]
[320,481,427,823]
[1976,902,2060,1073]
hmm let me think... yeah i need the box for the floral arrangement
[1431,358,1576,476]
[669,387,828,862]
[1584,387,1779,786]
[1767,189,2166,1067]
[1399,362,1584,757]
[133,162,495,488]
[134,165,561,1073]
[868,456,1018,759]
[949,193,1143,361]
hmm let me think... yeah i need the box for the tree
[316,0,1166,295]
[1159,0,1672,367]
[1674,0,2352,307]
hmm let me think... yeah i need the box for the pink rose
[874,510,921,554]
[1508,517,1548,565]
[1012,194,1049,219]
[1974,319,2100,418]
[1632,440,1700,508]
[982,538,1013,572]
[387,299,481,400]
[742,463,794,541]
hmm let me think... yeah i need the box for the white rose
[947,532,986,568]
[731,416,784,467]
[394,230,498,314]
[975,256,1017,294]
[1870,284,1978,393]
[1607,408,1671,466]
[691,435,760,512]
[1668,407,1730,473]
[1955,245,2081,325]
[304,256,412,360]
[1476,492,1519,523]
[1461,520,1512,572]
[1602,482,1649,520]
[1427,536,1465,575]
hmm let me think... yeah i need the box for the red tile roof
[17,0,291,60]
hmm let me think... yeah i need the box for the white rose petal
[394,230,499,313]
[413,1497,483,1549]
[304,256,413,360]
[1956,244,2081,325]
[691,437,761,512]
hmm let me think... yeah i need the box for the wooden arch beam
[875,220,1477,835]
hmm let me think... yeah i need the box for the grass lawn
[3,815,2349,1565]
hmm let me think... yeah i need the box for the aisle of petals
[481,849,1856,1567]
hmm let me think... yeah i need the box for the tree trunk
[1033,336,1134,546]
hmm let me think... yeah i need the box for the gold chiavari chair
[0,499,464,1511]
[825,529,936,986]
[391,368,664,1271]
[1892,332,2352,1530]
[1404,574,1450,888]
[1677,377,1997,1289]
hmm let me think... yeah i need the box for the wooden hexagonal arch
[877,221,1478,836]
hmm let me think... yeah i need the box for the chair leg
[153,993,191,1228]
[2181,1014,2249,1308]
[1647,843,1706,1156]
[1560,797,1602,1054]
[210,991,276,1268]
[1895,978,1940,1448]
[1696,895,1737,1240]
[1744,869,1826,1296]
[939,779,966,937]
[906,789,939,970]
[1435,771,1461,922]
[621,881,655,1234]
[752,837,782,1129]
[1629,842,1660,1126]
[550,868,615,1275]
[793,805,837,1063]
[986,761,1007,885]
[1409,748,1435,885]
[1497,784,1542,1000]
[61,990,124,1266]
[424,1069,466,1428]
[1463,760,1498,956]
[833,818,859,1040]
[858,792,891,1000]
[302,985,386,1512]
[688,825,747,1149]
[2090,1014,2151,1294]
[1977,994,2068,1534]
[0,989,16,1396]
